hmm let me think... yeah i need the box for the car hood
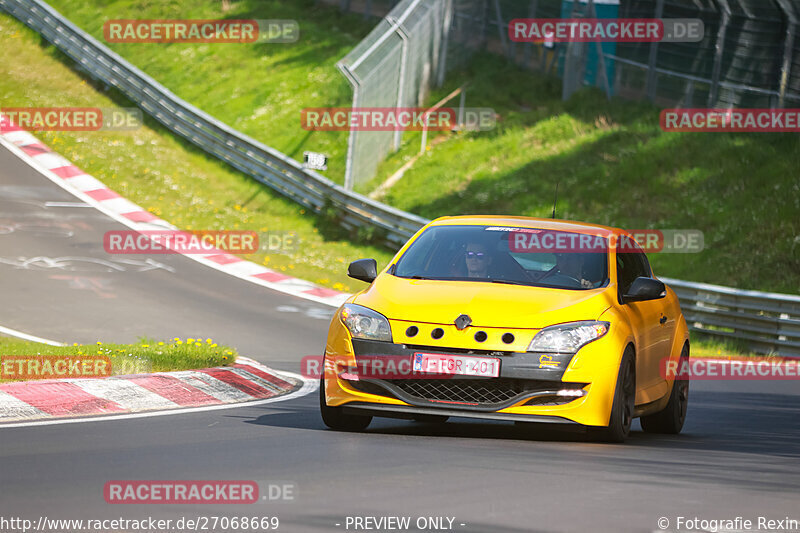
[353,274,615,329]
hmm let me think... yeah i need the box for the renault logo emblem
[454,314,472,330]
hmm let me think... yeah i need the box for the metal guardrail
[2,0,798,357]
[0,0,428,249]
[661,278,800,357]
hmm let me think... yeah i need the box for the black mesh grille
[389,378,523,405]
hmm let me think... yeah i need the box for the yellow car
[320,216,689,442]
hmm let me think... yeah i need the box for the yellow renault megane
[320,216,689,442]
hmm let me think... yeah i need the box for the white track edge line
[0,325,66,346]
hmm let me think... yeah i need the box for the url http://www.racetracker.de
[0,515,281,532]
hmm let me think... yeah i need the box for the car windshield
[393,225,610,290]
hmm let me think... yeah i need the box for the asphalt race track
[1,143,799,533]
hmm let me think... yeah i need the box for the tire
[641,344,689,434]
[592,347,635,443]
[413,415,449,424]
[319,377,372,431]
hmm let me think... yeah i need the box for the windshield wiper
[490,279,530,286]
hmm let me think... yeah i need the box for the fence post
[436,0,453,86]
[708,0,731,107]
[458,87,466,127]
[645,0,665,102]
[587,0,611,100]
[492,0,510,59]
[773,0,797,108]
[338,64,360,191]
[684,80,695,106]
[522,0,538,68]
[392,17,410,151]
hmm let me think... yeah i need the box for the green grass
[45,0,368,185]
[690,334,765,359]
[0,13,393,293]
[0,336,237,382]
[4,1,799,293]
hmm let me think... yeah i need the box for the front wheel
[641,344,689,434]
[592,347,635,443]
[319,377,372,431]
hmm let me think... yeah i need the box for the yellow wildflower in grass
[158,342,164,346]
[206,338,213,344]
[211,343,218,348]
[187,338,195,344]
[176,340,183,345]
[142,344,149,348]
[96,341,102,345]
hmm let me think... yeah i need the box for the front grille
[390,378,524,405]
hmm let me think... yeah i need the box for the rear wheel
[592,347,635,443]
[319,377,372,431]
[641,344,689,434]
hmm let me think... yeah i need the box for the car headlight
[340,304,392,342]
[527,321,609,354]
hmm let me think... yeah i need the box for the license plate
[412,352,500,378]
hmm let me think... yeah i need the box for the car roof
[427,215,624,236]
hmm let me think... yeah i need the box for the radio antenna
[551,181,560,219]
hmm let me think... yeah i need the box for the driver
[545,253,594,288]
[464,241,493,278]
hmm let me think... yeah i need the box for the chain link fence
[336,0,448,189]
[327,0,800,110]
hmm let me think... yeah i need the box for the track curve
[1,144,799,533]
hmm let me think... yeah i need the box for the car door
[617,250,667,402]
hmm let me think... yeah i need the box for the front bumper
[324,321,625,427]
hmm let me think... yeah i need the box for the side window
[617,251,650,296]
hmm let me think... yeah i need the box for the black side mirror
[347,258,378,284]
[623,277,666,303]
